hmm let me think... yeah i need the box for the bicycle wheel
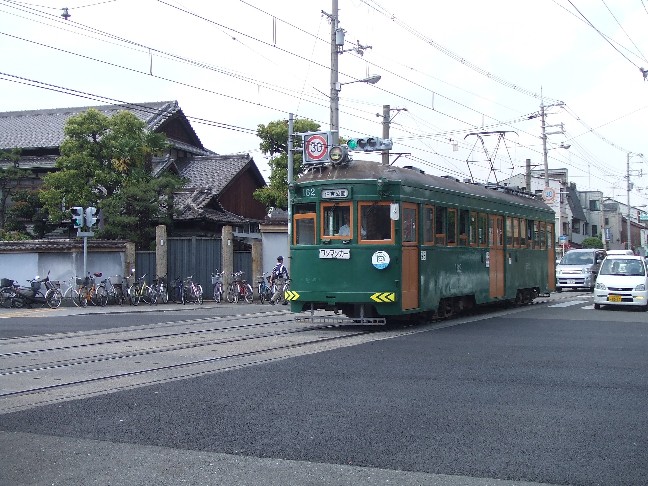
[258,284,265,304]
[149,287,158,305]
[0,287,15,308]
[129,286,140,306]
[196,285,203,304]
[213,284,222,303]
[92,286,108,307]
[226,284,237,303]
[160,286,168,304]
[77,288,88,307]
[244,284,253,303]
[46,289,63,309]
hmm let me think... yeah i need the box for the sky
[2,0,648,206]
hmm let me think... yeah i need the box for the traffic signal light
[346,137,393,152]
[71,207,84,228]
[85,207,98,227]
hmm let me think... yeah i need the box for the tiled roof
[173,154,264,223]
[0,239,129,253]
[176,154,255,195]
[0,100,202,151]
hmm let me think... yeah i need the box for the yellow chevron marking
[284,290,300,301]
[370,292,396,303]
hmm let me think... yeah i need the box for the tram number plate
[319,249,350,259]
[608,295,622,302]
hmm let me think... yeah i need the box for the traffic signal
[346,137,393,152]
[71,207,84,228]
[85,207,98,227]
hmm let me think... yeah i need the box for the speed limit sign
[303,132,330,163]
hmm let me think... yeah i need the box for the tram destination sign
[321,188,349,199]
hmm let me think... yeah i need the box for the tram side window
[435,206,447,245]
[322,204,352,238]
[402,206,417,243]
[458,209,469,246]
[359,202,393,242]
[424,205,434,244]
[478,213,488,247]
[539,222,547,249]
[447,208,457,246]
[547,223,554,249]
[470,212,477,246]
[527,219,535,248]
[506,216,513,246]
[513,218,520,248]
[533,221,541,248]
[519,219,527,247]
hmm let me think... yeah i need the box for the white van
[555,248,606,292]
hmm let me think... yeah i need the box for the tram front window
[323,205,352,237]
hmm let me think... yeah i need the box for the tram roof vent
[403,165,424,174]
[440,175,460,182]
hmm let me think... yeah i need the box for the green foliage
[253,118,320,210]
[581,236,604,249]
[37,108,181,248]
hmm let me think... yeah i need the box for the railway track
[0,310,382,414]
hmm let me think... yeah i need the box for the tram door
[401,203,419,310]
[488,215,505,298]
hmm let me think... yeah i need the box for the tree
[581,236,604,249]
[39,108,184,248]
[253,118,320,209]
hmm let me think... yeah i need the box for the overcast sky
[2,0,648,205]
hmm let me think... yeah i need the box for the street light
[334,74,381,92]
[330,74,381,145]
[626,152,644,251]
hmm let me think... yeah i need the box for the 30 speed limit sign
[303,132,330,163]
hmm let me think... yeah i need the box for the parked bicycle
[170,276,185,304]
[183,275,203,304]
[270,278,291,305]
[211,271,224,303]
[75,272,105,307]
[151,275,168,304]
[257,272,273,304]
[227,271,253,303]
[127,273,155,305]
[97,275,126,306]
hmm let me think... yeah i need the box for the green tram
[288,160,556,324]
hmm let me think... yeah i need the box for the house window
[592,224,598,237]
[589,200,601,211]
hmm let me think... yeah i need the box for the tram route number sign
[303,131,330,163]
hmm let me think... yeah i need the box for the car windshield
[600,259,645,276]
[560,252,594,265]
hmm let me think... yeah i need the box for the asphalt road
[1,293,646,486]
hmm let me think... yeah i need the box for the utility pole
[380,105,407,165]
[324,0,375,147]
[625,152,644,251]
[382,104,390,165]
[328,0,340,145]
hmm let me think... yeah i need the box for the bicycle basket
[31,280,41,291]
[46,280,61,290]
[211,275,222,285]
[1,278,12,287]
[76,277,84,286]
